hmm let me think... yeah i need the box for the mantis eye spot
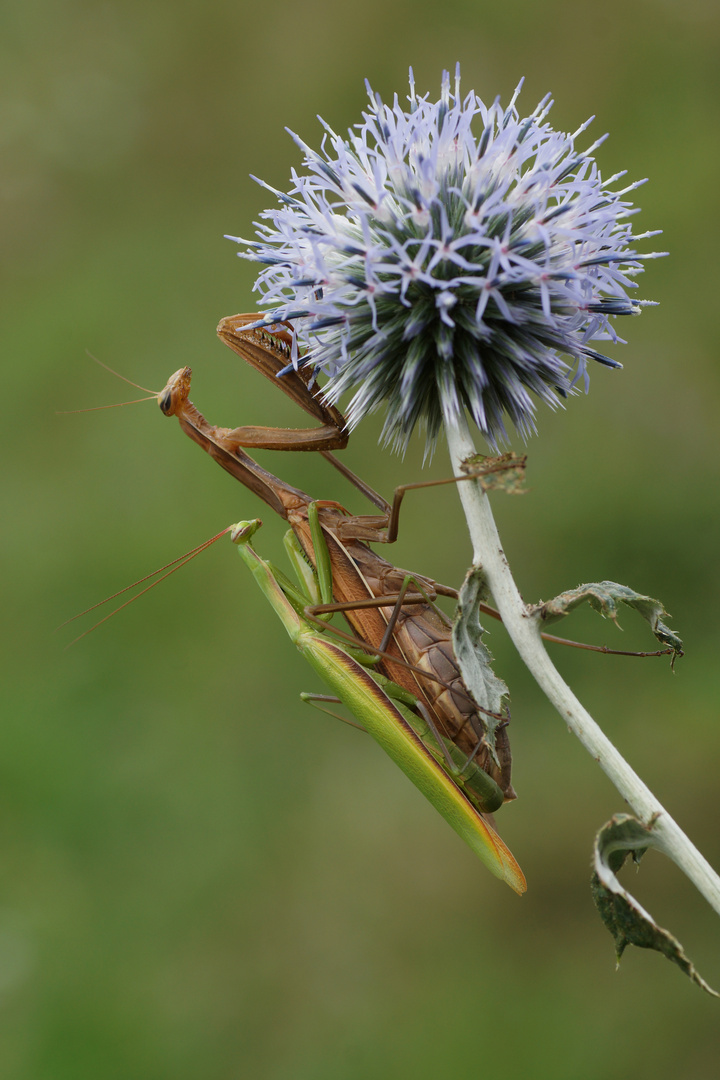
[159,391,173,415]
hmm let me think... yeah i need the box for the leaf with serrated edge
[592,814,718,997]
[533,581,683,658]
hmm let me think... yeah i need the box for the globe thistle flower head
[230,66,664,454]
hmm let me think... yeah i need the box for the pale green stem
[445,413,720,915]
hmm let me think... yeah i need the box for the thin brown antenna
[56,395,158,414]
[84,351,156,394]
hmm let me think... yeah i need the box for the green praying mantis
[231,517,525,892]
[157,314,526,892]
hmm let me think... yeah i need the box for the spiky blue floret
[229,65,664,452]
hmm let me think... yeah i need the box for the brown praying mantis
[156,314,531,888]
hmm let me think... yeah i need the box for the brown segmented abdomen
[395,606,515,801]
[297,505,515,802]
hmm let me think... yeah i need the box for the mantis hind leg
[299,695,499,811]
[299,693,367,731]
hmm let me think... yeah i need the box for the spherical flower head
[230,66,664,453]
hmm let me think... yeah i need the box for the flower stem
[444,414,720,914]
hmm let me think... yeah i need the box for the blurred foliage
[2,0,720,1076]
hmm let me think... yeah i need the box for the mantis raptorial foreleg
[217,315,519,546]
[215,315,349,452]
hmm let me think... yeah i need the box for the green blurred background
[2,0,719,1075]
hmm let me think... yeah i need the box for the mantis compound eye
[157,367,192,417]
